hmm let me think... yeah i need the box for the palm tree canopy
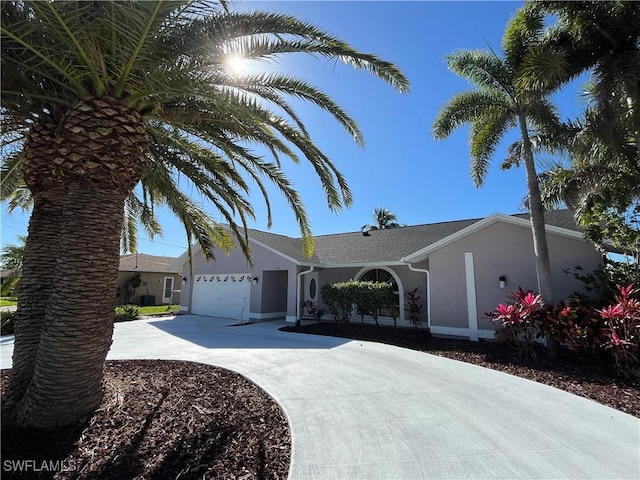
[520,1,640,92]
[432,47,560,186]
[1,0,410,259]
[373,207,400,229]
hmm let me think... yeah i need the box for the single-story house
[117,253,182,306]
[178,210,603,340]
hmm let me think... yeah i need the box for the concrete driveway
[1,315,639,479]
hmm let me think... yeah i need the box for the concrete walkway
[1,315,638,479]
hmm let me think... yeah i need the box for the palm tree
[1,0,409,427]
[0,236,25,297]
[537,90,640,260]
[521,1,640,164]
[373,207,401,229]
[432,11,560,307]
[518,1,640,258]
[361,207,400,232]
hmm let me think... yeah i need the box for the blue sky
[1,1,585,258]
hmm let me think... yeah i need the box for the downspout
[296,266,314,326]
[404,261,431,329]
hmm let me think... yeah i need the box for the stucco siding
[429,220,601,334]
[430,248,469,329]
[547,233,602,302]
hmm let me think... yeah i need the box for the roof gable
[403,212,586,263]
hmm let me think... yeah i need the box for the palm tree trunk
[15,185,126,427]
[2,117,65,416]
[14,97,148,427]
[518,114,554,303]
[519,114,559,360]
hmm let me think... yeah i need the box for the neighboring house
[178,210,603,340]
[118,254,182,306]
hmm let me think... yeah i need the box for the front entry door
[162,276,174,304]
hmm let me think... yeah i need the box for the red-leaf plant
[598,284,640,380]
[486,287,545,358]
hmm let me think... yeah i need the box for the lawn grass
[136,305,178,315]
[0,298,17,307]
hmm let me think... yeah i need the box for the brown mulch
[1,360,290,480]
[282,322,640,418]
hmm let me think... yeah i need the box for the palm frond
[446,50,514,99]
[469,108,513,186]
[433,90,510,140]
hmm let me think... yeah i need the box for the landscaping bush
[404,288,424,328]
[320,280,396,325]
[115,304,140,323]
[1,311,15,336]
[486,287,544,358]
[539,300,607,362]
[598,285,640,380]
[565,260,640,304]
[320,281,359,323]
[300,300,325,321]
[488,284,640,380]
[354,281,394,326]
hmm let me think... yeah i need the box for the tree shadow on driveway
[146,315,349,350]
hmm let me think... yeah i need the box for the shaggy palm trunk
[518,114,559,360]
[15,98,147,427]
[2,116,65,415]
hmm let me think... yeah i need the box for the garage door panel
[192,273,251,319]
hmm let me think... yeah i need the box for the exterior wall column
[465,252,479,342]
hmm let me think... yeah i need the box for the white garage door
[191,273,252,320]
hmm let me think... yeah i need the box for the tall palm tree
[1,0,409,427]
[521,1,640,164]
[518,1,640,258]
[432,11,560,306]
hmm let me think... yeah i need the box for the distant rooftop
[119,253,181,273]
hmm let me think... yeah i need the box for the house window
[359,268,399,317]
[309,278,317,300]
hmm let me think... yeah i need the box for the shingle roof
[245,209,583,265]
[119,253,181,273]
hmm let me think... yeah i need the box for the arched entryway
[355,267,404,323]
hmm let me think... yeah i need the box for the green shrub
[321,281,359,323]
[114,304,140,323]
[354,281,394,326]
[1,311,15,336]
[321,280,396,325]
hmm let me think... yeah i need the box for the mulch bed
[282,322,640,418]
[1,360,290,480]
